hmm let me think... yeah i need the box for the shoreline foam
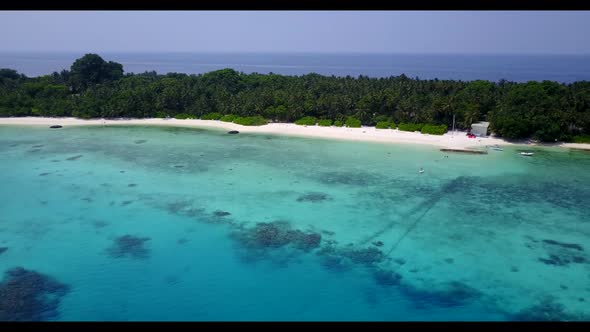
[1,117,588,151]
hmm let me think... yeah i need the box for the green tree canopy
[1,54,590,142]
[69,54,124,92]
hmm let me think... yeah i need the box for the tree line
[1,54,589,142]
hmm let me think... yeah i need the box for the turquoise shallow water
[1,124,589,321]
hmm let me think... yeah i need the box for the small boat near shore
[440,148,487,155]
[488,145,503,151]
[520,152,534,156]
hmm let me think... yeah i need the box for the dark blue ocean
[1,52,590,83]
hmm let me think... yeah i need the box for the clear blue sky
[1,11,589,54]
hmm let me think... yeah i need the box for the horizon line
[1,51,590,56]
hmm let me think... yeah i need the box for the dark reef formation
[0,267,70,321]
[229,221,323,267]
[400,281,482,308]
[92,220,108,229]
[394,258,406,265]
[541,239,584,252]
[316,244,385,271]
[318,254,349,272]
[538,254,586,266]
[511,297,587,321]
[444,176,590,212]
[373,268,403,286]
[107,235,151,259]
[525,236,588,267]
[0,247,7,255]
[149,197,233,225]
[65,155,83,161]
[339,246,385,266]
[296,192,331,203]
[166,200,204,218]
[213,210,231,217]
[232,221,322,253]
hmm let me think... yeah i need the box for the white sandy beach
[1,117,589,151]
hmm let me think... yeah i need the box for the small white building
[471,121,490,137]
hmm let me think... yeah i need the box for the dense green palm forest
[1,54,589,142]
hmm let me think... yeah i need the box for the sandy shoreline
[1,117,589,151]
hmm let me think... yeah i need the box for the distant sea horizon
[1,52,590,83]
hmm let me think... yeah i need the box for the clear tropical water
[2,52,590,83]
[1,124,589,321]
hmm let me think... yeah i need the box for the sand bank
[1,117,589,151]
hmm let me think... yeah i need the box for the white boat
[520,152,534,156]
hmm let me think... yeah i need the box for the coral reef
[318,254,349,272]
[107,235,151,259]
[92,220,108,228]
[538,254,586,266]
[340,247,385,266]
[394,258,407,265]
[296,192,331,203]
[511,298,579,321]
[213,210,231,217]
[232,221,322,252]
[401,281,481,308]
[0,267,70,321]
[373,269,403,286]
[527,236,587,267]
[166,201,203,217]
[542,239,583,252]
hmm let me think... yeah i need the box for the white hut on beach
[471,121,490,137]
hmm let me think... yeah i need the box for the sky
[0,11,589,54]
